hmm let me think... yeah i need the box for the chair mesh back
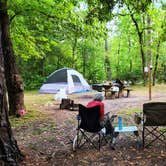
[143,102,166,126]
[78,104,101,132]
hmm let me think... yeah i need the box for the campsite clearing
[12,85,166,166]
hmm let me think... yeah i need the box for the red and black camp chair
[73,104,107,151]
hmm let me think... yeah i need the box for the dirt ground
[14,85,166,166]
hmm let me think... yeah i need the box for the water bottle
[118,116,123,130]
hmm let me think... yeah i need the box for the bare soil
[15,85,166,166]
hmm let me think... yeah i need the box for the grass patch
[24,91,54,109]
[9,109,45,128]
[125,108,141,116]
[114,108,142,126]
[119,108,141,117]
[10,91,57,130]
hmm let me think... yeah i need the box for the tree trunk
[38,57,45,75]
[0,18,24,165]
[147,14,152,100]
[129,10,146,86]
[104,38,111,80]
[164,65,166,83]
[0,1,26,116]
[139,32,146,86]
[128,36,132,73]
[82,43,86,76]
[72,37,77,69]
[153,40,160,86]
[117,36,121,77]
[143,15,148,84]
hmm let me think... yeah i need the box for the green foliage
[23,74,45,90]
[77,39,106,83]
[6,0,166,89]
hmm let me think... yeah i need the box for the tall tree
[146,14,152,99]
[117,34,121,76]
[86,0,151,83]
[104,38,111,80]
[152,4,166,85]
[127,6,147,85]
[128,36,133,73]
[153,40,160,85]
[0,0,25,116]
[0,15,23,165]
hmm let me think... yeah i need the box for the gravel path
[71,89,166,113]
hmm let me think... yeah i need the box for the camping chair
[73,104,107,151]
[142,102,166,148]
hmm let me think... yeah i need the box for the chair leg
[142,126,145,148]
[133,130,142,148]
[73,129,81,151]
[99,133,101,150]
[74,130,107,151]
[110,132,119,149]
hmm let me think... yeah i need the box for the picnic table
[92,84,103,92]
[92,83,112,98]
[92,80,133,99]
[92,83,121,98]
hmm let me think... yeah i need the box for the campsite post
[147,14,152,101]
[149,64,152,100]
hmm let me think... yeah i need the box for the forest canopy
[7,0,166,89]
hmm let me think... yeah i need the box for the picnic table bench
[104,86,120,99]
[123,88,133,97]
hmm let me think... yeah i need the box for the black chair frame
[143,126,166,147]
[73,104,107,151]
[142,102,166,148]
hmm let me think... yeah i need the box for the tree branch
[10,8,58,23]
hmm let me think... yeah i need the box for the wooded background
[7,0,166,89]
[1,0,166,165]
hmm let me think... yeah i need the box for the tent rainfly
[39,68,91,94]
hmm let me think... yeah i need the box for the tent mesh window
[46,69,67,83]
